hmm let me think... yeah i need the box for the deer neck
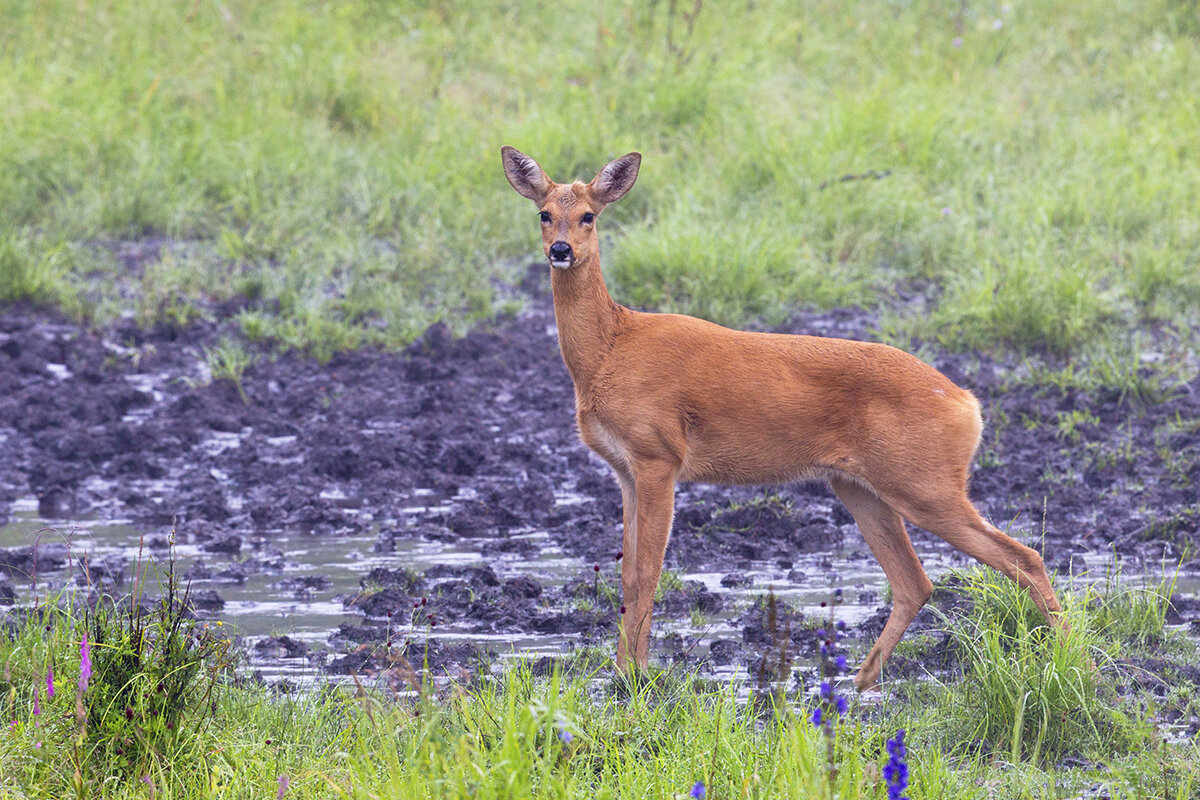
[549,254,621,391]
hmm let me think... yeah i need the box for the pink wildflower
[46,663,55,699]
[79,631,92,693]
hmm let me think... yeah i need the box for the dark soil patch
[2,267,1199,679]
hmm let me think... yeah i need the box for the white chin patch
[550,260,573,269]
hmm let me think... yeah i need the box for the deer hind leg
[616,472,638,670]
[891,490,1063,624]
[622,461,676,669]
[831,477,933,692]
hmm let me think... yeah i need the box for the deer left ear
[590,152,641,206]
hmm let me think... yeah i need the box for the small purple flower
[941,207,952,216]
[46,664,55,699]
[558,727,573,744]
[835,655,847,672]
[33,687,41,717]
[78,632,92,693]
[835,695,848,715]
[884,729,910,800]
[992,18,1003,30]
[277,774,290,799]
[819,681,833,699]
[952,36,963,48]
[811,707,823,726]
[816,628,827,640]
[690,781,706,799]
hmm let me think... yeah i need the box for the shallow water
[4,492,1195,688]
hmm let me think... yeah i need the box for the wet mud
[1,264,1199,693]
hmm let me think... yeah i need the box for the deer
[500,146,1065,690]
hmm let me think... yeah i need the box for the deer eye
[581,212,595,225]
[539,211,551,224]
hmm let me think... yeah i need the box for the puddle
[4,497,1194,689]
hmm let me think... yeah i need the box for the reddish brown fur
[501,146,1064,690]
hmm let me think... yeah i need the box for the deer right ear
[501,146,552,203]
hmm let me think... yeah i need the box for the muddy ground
[1,263,1198,694]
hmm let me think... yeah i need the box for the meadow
[2,0,1200,797]
[1,0,1197,361]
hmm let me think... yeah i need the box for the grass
[1,0,1198,368]
[2,555,1198,798]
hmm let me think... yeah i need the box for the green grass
[3,562,1198,798]
[1,0,1198,365]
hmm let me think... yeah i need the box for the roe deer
[501,146,1064,690]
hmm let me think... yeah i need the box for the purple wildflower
[46,664,55,699]
[952,36,963,48]
[811,707,823,726]
[690,780,706,799]
[819,681,833,699]
[78,631,92,693]
[835,655,847,672]
[558,728,573,744]
[276,774,290,799]
[33,687,41,717]
[883,729,910,800]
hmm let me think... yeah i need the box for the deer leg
[894,493,1062,624]
[624,462,677,669]
[831,477,933,691]
[616,472,638,670]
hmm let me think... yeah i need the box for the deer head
[501,146,641,269]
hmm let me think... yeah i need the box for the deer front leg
[623,462,677,669]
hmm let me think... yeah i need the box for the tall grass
[916,562,1189,767]
[1,0,1198,360]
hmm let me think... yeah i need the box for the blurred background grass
[1,0,1197,361]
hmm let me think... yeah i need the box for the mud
[1,263,1199,692]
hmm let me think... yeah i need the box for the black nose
[549,241,572,261]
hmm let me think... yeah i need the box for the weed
[1086,559,1178,649]
[654,569,685,601]
[78,556,235,779]
[931,566,1152,764]
[1055,409,1101,444]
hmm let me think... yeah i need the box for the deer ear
[501,146,552,203]
[590,152,641,206]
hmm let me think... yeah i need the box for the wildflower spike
[78,631,92,693]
